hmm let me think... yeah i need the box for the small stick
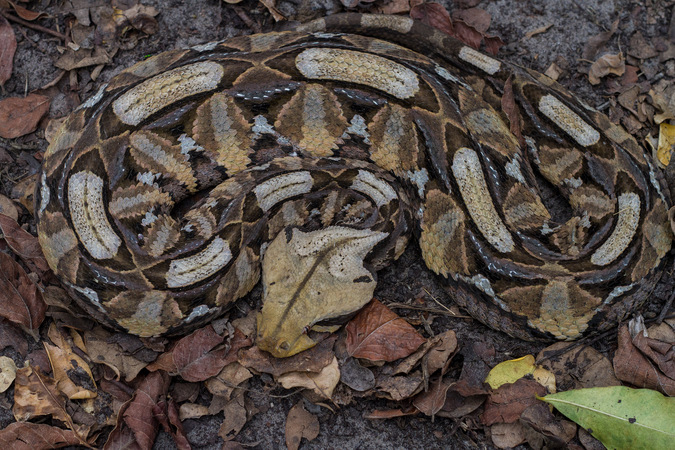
[0,10,67,41]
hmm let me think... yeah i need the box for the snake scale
[36,13,673,357]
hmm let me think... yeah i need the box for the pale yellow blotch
[257,226,387,358]
[351,170,397,207]
[360,14,414,33]
[253,171,313,212]
[113,61,224,126]
[296,48,419,100]
[527,281,593,340]
[68,171,122,260]
[591,193,641,266]
[166,236,232,288]
[452,148,514,253]
[458,46,501,75]
[538,94,600,147]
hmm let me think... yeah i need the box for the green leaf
[540,386,675,450]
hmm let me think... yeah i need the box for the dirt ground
[1,0,673,449]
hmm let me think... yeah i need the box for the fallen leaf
[179,402,209,420]
[657,122,675,166]
[375,0,423,15]
[0,251,46,336]
[628,31,658,59]
[482,378,547,426]
[154,399,191,450]
[0,422,82,449]
[239,334,336,377]
[588,52,625,85]
[0,318,28,356]
[5,1,47,21]
[0,196,18,221]
[519,403,577,449]
[205,362,252,401]
[540,386,675,450]
[413,377,452,416]
[13,365,72,426]
[376,371,424,401]
[613,322,675,396]
[278,356,340,399]
[44,323,96,400]
[55,46,113,71]
[0,213,50,274]
[0,94,51,139]
[218,389,249,441]
[0,16,16,87]
[452,7,491,33]
[538,342,620,391]
[105,370,170,450]
[485,355,538,389]
[84,327,149,382]
[10,173,37,213]
[0,355,17,392]
[147,326,251,382]
[524,24,552,39]
[490,422,526,449]
[285,401,320,450]
[438,379,488,418]
[364,407,418,419]
[345,299,425,362]
[582,19,619,60]
[339,356,375,392]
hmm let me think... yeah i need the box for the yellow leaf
[277,356,340,399]
[45,323,96,400]
[485,355,557,390]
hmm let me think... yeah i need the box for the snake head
[255,226,387,358]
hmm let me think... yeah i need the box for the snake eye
[279,341,290,351]
[302,325,310,334]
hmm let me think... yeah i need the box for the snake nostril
[279,341,290,351]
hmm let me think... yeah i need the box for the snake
[36,13,672,358]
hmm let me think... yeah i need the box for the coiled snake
[36,13,672,357]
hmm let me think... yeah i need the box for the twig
[0,9,67,41]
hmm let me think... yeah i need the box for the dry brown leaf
[413,377,451,416]
[375,0,423,15]
[519,403,577,449]
[0,94,50,139]
[0,213,50,274]
[588,52,625,85]
[5,1,47,21]
[0,251,46,336]
[84,327,149,382]
[10,173,37,213]
[277,356,340,399]
[481,378,547,426]
[147,326,251,382]
[345,299,425,362]
[0,16,16,87]
[179,402,209,420]
[582,19,619,60]
[438,379,488,418]
[259,0,286,21]
[153,399,191,450]
[0,422,82,450]
[0,318,28,356]
[0,355,17,393]
[376,371,424,401]
[285,401,320,450]
[524,24,552,39]
[0,196,18,221]
[490,422,526,449]
[628,31,658,59]
[105,370,170,450]
[363,407,418,419]
[537,341,619,391]
[44,323,96,400]
[205,362,252,401]
[218,389,249,441]
[452,7,491,33]
[239,334,336,377]
[12,364,83,439]
[613,322,675,395]
[55,46,112,71]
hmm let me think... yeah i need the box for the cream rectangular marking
[68,171,122,260]
[351,170,397,207]
[113,61,224,126]
[167,236,232,288]
[254,171,314,212]
[296,48,419,100]
[538,95,600,147]
[452,148,514,253]
[591,193,641,266]
[458,47,501,75]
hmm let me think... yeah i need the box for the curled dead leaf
[277,356,340,399]
[0,422,82,449]
[285,401,320,450]
[0,355,17,393]
[588,52,625,85]
[657,122,675,166]
[0,251,46,336]
[0,94,50,139]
